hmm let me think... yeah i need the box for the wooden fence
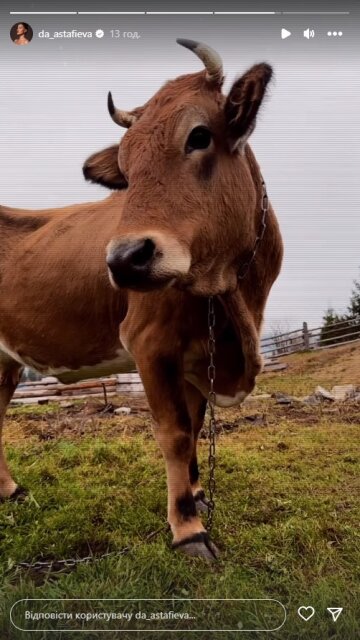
[261,315,360,358]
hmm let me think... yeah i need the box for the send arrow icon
[327,608,343,622]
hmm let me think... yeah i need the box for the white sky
[1,15,359,333]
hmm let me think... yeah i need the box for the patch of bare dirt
[5,396,153,445]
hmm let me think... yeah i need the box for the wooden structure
[12,373,144,405]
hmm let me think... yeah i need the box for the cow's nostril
[130,238,156,267]
[107,238,156,276]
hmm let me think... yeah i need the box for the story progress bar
[9,11,351,16]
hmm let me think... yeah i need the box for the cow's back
[0,194,131,377]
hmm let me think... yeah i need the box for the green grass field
[1,344,359,639]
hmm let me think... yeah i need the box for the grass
[1,345,360,639]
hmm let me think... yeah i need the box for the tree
[319,307,353,347]
[345,270,360,340]
[347,270,360,317]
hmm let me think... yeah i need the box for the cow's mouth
[108,266,176,292]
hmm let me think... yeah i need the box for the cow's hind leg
[184,381,210,513]
[0,358,25,500]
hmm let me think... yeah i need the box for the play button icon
[281,28,292,39]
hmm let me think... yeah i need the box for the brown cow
[0,40,283,558]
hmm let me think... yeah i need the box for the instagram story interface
[0,1,359,638]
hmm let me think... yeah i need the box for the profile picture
[10,22,33,46]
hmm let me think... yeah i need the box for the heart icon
[297,606,315,622]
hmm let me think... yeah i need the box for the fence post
[302,321,310,350]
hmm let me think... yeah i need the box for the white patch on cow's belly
[215,390,248,408]
[0,338,136,383]
[47,350,137,384]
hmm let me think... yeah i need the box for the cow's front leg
[184,381,210,513]
[134,345,219,560]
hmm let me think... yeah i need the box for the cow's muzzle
[106,234,191,291]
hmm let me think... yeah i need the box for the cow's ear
[82,145,127,190]
[225,63,273,153]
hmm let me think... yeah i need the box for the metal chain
[9,525,167,576]
[237,177,268,280]
[14,551,123,575]
[206,294,217,532]
[206,176,269,533]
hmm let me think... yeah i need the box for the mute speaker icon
[304,28,315,39]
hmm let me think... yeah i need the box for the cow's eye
[186,126,212,153]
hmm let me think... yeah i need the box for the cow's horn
[107,91,137,128]
[176,38,223,84]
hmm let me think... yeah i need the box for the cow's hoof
[194,490,210,513]
[172,532,219,560]
[9,486,28,502]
